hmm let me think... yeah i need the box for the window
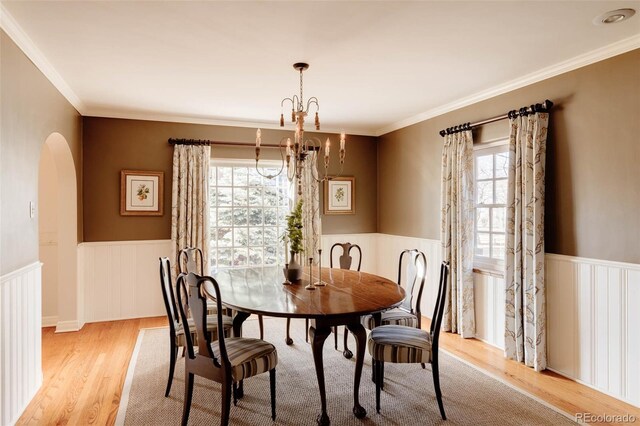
[474,144,508,271]
[209,161,290,270]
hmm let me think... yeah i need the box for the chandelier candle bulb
[256,129,262,147]
[340,133,345,150]
[325,138,330,156]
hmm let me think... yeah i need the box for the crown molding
[84,107,377,137]
[375,34,640,136]
[0,3,85,113]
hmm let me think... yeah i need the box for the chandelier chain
[299,69,304,112]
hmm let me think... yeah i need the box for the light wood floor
[18,317,640,425]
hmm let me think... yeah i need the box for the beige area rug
[117,318,576,425]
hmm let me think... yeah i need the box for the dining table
[212,265,405,426]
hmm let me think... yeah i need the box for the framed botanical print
[120,170,164,216]
[323,177,355,215]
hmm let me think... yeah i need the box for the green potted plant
[284,199,304,281]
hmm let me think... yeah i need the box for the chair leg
[305,319,309,343]
[258,314,264,340]
[343,328,353,359]
[375,360,382,413]
[421,363,426,369]
[221,380,232,426]
[285,318,293,345]
[432,359,446,420]
[270,368,276,421]
[232,382,238,406]
[181,372,194,426]
[334,326,338,350]
[165,343,178,397]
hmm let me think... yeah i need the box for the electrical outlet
[30,201,35,219]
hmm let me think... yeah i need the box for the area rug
[116,317,576,425]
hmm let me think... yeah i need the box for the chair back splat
[178,247,204,275]
[330,242,362,271]
[397,249,427,320]
[176,272,228,370]
[430,262,450,353]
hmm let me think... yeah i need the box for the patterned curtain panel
[504,112,549,371]
[170,144,211,277]
[440,130,475,338]
[300,151,321,264]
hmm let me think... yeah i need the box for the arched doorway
[38,133,81,332]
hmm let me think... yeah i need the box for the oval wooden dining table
[212,265,405,425]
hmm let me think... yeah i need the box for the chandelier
[255,62,346,195]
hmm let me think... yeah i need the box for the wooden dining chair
[158,257,233,397]
[179,247,264,340]
[361,249,426,331]
[176,271,277,426]
[283,242,362,350]
[330,243,362,358]
[368,261,449,419]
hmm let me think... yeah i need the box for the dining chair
[158,257,233,397]
[330,243,362,358]
[361,249,426,331]
[176,271,277,426]
[368,261,449,419]
[284,242,362,350]
[178,247,264,340]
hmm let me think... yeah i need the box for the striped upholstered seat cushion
[174,315,233,346]
[368,325,432,363]
[361,308,419,330]
[212,338,278,381]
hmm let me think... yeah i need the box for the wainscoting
[0,262,42,426]
[71,234,640,408]
[79,240,171,323]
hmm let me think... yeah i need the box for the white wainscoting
[473,272,506,349]
[546,253,640,407]
[79,240,171,323]
[0,262,42,426]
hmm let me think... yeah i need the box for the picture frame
[120,170,164,216]
[323,177,355,215]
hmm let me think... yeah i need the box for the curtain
[300,151,321,264]
[170,144,211,277]
[440,130,475,338]
[504,112,549,371]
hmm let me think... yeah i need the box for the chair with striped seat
[178,247,264,339]
[361,249,427,332]
[159,257,233,397]
[176,271,277,426]
[368,261,449,419]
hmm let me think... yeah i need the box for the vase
[287,251,304,282]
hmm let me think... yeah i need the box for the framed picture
[324,177,355,215]
[120,170,164,216]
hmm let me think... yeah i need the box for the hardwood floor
[18,317,640,425]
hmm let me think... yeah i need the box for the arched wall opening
[38,132,81,332]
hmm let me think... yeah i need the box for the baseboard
[42,316,58,327]
[55,319,83,333]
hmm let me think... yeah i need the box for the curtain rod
[438,99,553,137]
[168,138,281,148]
[168,138,320,151]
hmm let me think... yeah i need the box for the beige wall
[378,49,640,264]
[82,117,377,241]
[38,146,59,319]
[0,31,82,275]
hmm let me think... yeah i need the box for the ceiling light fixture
[593,8,636,25]
[255,63,346,196]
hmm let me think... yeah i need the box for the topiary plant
[285,199,304,254]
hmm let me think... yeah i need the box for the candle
[340,132,346,150]
[286,137,291,155]
[325,138,330,156]
[256,128,262,147]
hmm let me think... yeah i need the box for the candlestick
[314,248,325,286]
[305,257,316,290]
[283,263,291,285]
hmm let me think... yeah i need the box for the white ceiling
[2,1,639,136]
